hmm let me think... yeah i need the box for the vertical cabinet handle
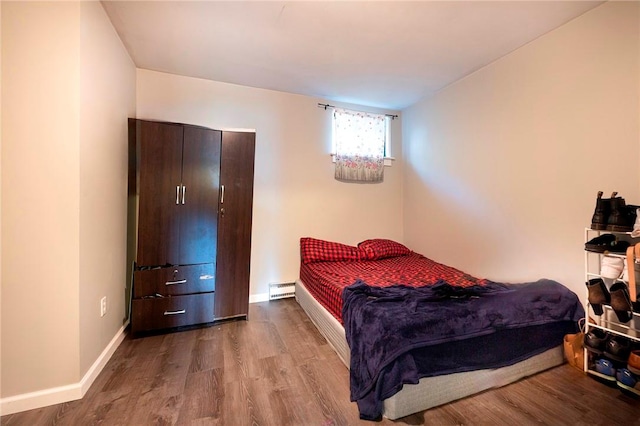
[176,186,180,205]
[220,185,225,204]
[182,185,186,204]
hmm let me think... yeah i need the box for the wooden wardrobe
[128,118,255,334]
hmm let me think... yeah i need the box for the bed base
[294,279,564,420]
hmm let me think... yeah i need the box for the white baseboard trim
[249,292,269,303]
[0,321,129,416]
[80,320,129,395]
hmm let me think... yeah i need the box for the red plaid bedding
[300,237,361,264]
[300,252,489,323]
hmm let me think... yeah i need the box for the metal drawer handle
[165,279,187,286]
[199,274,214,280]
[164,309,186,316]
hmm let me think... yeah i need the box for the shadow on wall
[404,124,493,229]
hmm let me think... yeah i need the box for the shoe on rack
[626,205,640,231]
[584,328,609,354]
[585,234,617,253]
[595,358,617,380]
[610,281,633,323]
[632,208,640,238]
[628,350,640,375]
[604,335,632,363]
[609,240,631,254]
[607,197,637,232]
[601,257,624,281]
[587,278,611,316]
[591,191,614,231]
[587,278,611,315]
[616,368,640,396]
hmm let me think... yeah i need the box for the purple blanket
[342,279,584,420]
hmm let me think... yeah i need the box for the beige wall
[402,1,640,301]
[1,0,135,404]
[2,0,81,396]
[79,1,135,376]
[1,0,3,402]
[136,70,404,298]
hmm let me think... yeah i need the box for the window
[332,108,389,158]
[332,108,391,183]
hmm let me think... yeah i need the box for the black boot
[591,191,614,230]
[607,196,635,232]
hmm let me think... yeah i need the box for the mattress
[300,252,488,322]
[295,279,564,420]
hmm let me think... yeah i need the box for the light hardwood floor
[2,298,640,425]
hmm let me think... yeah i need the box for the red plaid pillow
[358,239,412,260]
[300,237,361,264]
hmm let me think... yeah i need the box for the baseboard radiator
[269,281,296,300]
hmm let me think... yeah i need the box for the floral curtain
[333,108,386,183]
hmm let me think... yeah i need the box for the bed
[295,237,584,421]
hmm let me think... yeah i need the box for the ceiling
[101,1,604,110]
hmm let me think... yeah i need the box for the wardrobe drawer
[133,263,215,297]
[131,293,215,333]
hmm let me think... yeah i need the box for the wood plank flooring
[3,298,640,425]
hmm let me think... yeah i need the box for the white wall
[1,0,4,404]
[2,0,81,397]
[1,0,135,412]
[402,1,640,301]
[136,70,404,298]
[79,1,135,377]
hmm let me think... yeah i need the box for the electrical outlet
[100,297,107,317]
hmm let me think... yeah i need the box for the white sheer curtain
[333,108,386,183]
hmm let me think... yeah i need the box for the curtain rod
[317,103,398,119]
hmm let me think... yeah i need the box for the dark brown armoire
[128,119,255,334]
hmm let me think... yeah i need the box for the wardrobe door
[215,131,255,319]
[179,126,222,266]
[135,120,183,267]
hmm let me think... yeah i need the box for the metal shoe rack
[584,228,640,381]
